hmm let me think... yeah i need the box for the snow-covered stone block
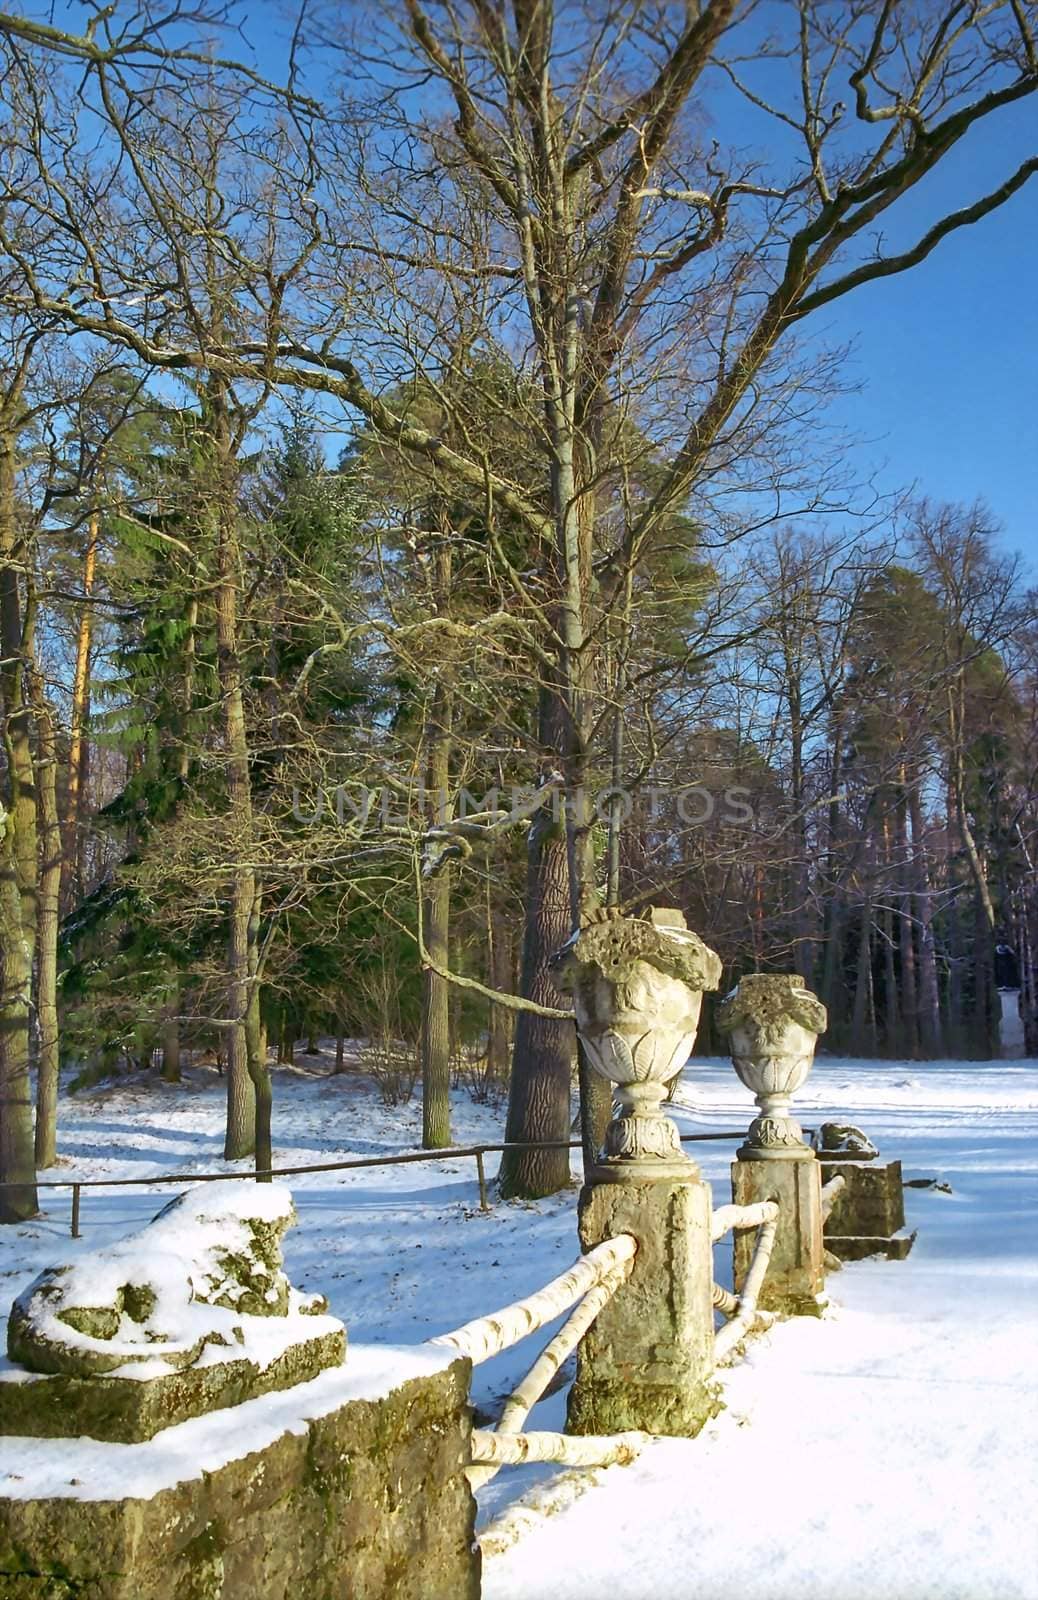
[0,1349,478,1600]
[1,1182,345,1442]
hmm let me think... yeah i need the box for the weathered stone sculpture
[716,972,827,1158]
[551,906,722,1181]
[0,1183,480,1600]
[718,974,828,1316]
[2,1182,345,1441]
[814,1121,878,1159]
[558,908,723,1438]
[813,1122,915,1262]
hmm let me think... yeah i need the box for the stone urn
[716,973,827,1159]
[550,908,721,1183]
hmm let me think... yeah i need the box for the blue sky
[801,93,1037,574]
[42,1,1036,573]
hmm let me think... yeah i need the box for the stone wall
[0,1353,479,1600]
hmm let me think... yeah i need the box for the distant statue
[994,942,1020,991]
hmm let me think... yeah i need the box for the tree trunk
[486,889,513,1088]
[879,814,901,1056]
[422,864,452,1148]
[32,676,61,1167]
[852,898,874,1052]
[819,714,845,1027]
[973,890,998,1059]
[895,780,920,1057]
[499,793,573,1200]
[947,887,964,1053]
[245,945,271,1179]
[421,624,452,1150]
[334,1030,346,1073]
[1018,888,1038,1056]
[161,1006,181,1084]
[211,383,257,1161]
[0,402,38,1221]
[909,780,941,1056]
[62,505,99,908]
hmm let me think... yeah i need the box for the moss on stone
[1,1361,479,1600]
[0,1328,346,1443]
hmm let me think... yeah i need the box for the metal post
[475,1149,489,1212]
[71,1183,82,1239]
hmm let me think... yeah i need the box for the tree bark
[880,813,901,1056]
[161,1004,181,1084]
[421,610,452,1149]
[32,673,61,1166]
[852,897,874,1053]
[973,890,998,1059]
[909,780,941,1056]
[62,504,98,908]
[211,382,257,1160]
[486,889,513,1088]
[499,788,573,1200]
[0,400,38,1220]
[895,778,920,1057]
[421,863,452,1148]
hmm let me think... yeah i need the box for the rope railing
[712,1200,780,1363]
[820,1172,846,1221]
[429,1234,641,1484]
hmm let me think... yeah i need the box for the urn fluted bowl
[716,974,828,1158]
[727,1020,818,1103]
[572,961,706,1089]
[551,909,721,1180]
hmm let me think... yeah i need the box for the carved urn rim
[716,972,827,1039]
[550,908,722,994]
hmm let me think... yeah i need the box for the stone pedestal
[0,1351,479,1600]
[567,1177,719,1437]
[821,1156,915,1261]
[0,1184,480,1599]
[731,1153,826,1316]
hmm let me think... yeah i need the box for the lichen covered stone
[3,1183,345,1441]
[716,972,827,1042]
[0,1358,479,1600]
[551,908,722,994]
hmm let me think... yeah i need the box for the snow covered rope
[427,1234,637,1365]
[428,1235,637,1489]
[710,1199,778,1242]
[470,1428,646,1470]
[466,1264,634,1489]
[711,1200,780,1364]
[820,1172,846,1221]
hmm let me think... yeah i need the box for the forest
[1,0,1036,1222]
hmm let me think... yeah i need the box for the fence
[430,1195,786,1487]
[1,1129,764,1237]
[432,1233,642,1484]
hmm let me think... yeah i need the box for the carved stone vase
[550,909,721,1183]
[716,973,827,1159]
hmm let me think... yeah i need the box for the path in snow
[1,1054,1035,1598]
[483,1061,1038,1600]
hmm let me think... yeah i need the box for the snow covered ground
[1,1050,1036,1599]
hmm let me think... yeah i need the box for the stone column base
[0,1353,478,1600]
[731,1153,825,1316]
[821,1157,914,1261]
[567,1177,719,1438]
